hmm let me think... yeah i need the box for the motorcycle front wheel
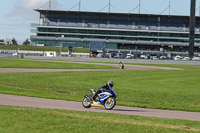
[82,97,91,108]
[104,98,116,110]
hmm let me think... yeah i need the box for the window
[48,28,58,32]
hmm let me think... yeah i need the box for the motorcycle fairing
[89,88,115,106]
[91,101,104,107]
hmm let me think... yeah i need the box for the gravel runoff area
[0,94,200,121]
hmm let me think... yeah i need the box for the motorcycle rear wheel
[82,97,91,108]
[104,98,116,110]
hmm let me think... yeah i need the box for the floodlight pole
[196,2,200,16]
[139,0,141,14]
[199,2,200,16]
[79,0,81,11]
[189,0,196,60]
[109,0,111,13]
[169,1,171,15]
[49,0,51,10]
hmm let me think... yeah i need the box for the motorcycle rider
[92,80,114,101]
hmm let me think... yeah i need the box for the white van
[152,56,158,60]
[192,57,200,61]
[174,56,182,61]
[160,55,167,60]
[183,57,190,61]
[140,54,146,59]
[126,53,133,59]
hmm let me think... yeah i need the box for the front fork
[84,94,92,101]
[108,97,112,103]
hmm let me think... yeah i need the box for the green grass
[0,58,117,69]
[0,44,90,53]
[0,58,200,112]
[0,106,200,133]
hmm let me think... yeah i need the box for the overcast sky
[0,0,199,43]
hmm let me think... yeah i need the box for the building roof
[35,9,191,19]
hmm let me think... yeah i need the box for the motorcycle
[82,87,117,110]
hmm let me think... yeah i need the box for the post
[169,1,171,15]
[109,0,111,13]
[60,45,62,56]
[139,0,141,14]
[189,0,196,60]
[79,0,81,11]
[49,0,51,10]
[199,2,200,16]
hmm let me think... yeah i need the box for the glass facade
[35,27,200,45]
[31,40,90,48]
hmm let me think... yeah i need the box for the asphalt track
[0,94,200,121]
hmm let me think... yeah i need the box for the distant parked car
[152,56,158,60]
[174,56,182,61]
[104,53,111,58]
[192,57,200,61]
[150,56,157,60]
[183,57,190,61]
[140,54,146,59]
[160,55,167,60]
[114,55,120,58]
[114,53,122,58]
[126,53,133,59]
[13,53,17,56]
[97,53,103,58]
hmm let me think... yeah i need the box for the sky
[0,0,199,43]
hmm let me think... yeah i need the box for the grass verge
[0,58,117,69]
[0,105,200,133]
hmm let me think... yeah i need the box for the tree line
[0,38,30,45]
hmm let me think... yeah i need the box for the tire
[104,98,116,110]
[82,97,91,108]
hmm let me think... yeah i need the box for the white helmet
[107,81,114,88]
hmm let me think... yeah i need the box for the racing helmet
[107,80,114,88]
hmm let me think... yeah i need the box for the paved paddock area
[24,56,200,65]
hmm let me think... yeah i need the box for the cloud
[8,0,60,20]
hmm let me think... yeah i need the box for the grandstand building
[30,9,200,56]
